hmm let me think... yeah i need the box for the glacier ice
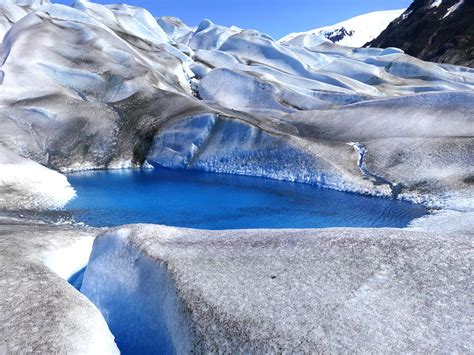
[188,19,241,50]
[0,1,27,40]
[81,224,473,353]
[0,146,75,210]
[0,0,471,225]
[73,0,170,46]
[0,217,119,354]
[147,114,391,196]
[0,0,472,352]
[198,68,296,112]
[81,227,190,354]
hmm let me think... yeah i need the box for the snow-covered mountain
[279,9,405,47]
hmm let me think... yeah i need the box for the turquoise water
[65,168,427,229]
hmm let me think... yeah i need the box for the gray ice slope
[0,217,118,354]
[82,224,473,353]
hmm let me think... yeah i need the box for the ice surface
[0,1,27,41]
[0,2,201,169]
[73,0,170,45]
[147,114,389,196]
[0,0,472,230]
[157,16,191,39]
[0,217,118,354]
[0,146,75,210]
[188,19,241,50]
[198,68,295,112]
[81,227,186,353]
[81,224,473,353]
[0,1,472,351]
[42,234,93,280]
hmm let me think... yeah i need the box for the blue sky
[53,0,412,39]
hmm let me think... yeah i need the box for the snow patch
[0,147,76,210]
[41,235,94,280]
[443,0,464,18]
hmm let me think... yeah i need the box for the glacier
[0,0,472,352]
[0,146,75,210]
[0,216,119,354]
[1,0,470,212]
[81,224,472,353]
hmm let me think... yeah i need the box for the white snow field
[0,0,473,352]
[279,9,405,47]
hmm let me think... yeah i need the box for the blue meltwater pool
[65,167,427,229]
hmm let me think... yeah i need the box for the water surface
[66,168,427,229]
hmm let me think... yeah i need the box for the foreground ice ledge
[0,217,118,354]
[81,224,472,353]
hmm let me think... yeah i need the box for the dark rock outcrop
[367,0,474,67]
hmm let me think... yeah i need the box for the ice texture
[0,217,118,354]
[0,146,75,210]
[148,114,390,196]
[0,0,472,227]
[72,0,170,46]
[0,1,472,352]
[81,224,473,353]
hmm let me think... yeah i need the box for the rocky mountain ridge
[368,0,474,67]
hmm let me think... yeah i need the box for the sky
[53,0,412,39]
